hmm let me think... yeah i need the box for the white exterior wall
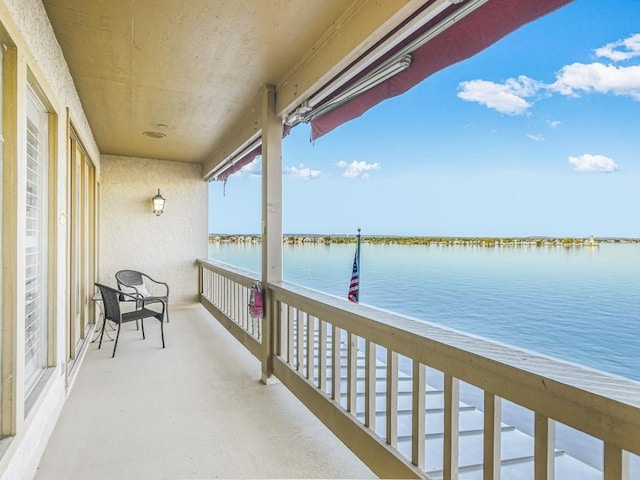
[0,1,100,479]
[99,155,208,305]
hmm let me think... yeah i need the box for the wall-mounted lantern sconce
[152,189,166,216]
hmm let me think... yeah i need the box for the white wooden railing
[199,259,262,359]
[198,259,640,480]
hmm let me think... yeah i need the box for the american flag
[348,229,361,303]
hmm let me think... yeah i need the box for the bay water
[208,241,640,382]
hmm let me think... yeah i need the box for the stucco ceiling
[42,0,353,163]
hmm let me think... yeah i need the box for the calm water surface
[208,242,640,381]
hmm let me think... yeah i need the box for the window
[24,84,49,396]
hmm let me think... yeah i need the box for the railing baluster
[249,286,253,335]
[319,320,327,391]
[332,325,341,402]
[412,360,426,469]
[347,332,357,414]
[221,277,225,311]
[365,340,376,429]
[603,443,629,480]
[534,413,555,480]
[444,374,460,480]
[278,301,287,359]
[233,282,237,323]
[296,310,304,373]
[246,286,251,334]
[238,283,242,325]
[234,281,237,320]
[243,285,249,334]
[307,315,315,380]
[386,349,398,448]
[224,277,229,313]
[483,392,502,480]
[287,304,294,365]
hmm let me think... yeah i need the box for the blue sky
[209,0,640,237]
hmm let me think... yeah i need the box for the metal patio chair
[95,283,166,357]
[115,270,170,323]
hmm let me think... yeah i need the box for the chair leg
[141,318,145,339]
[112,323,122,358]
[98,318,108,349]
[159,316,165,348]
[166,308,169,323]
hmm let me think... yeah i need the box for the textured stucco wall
[0,1,101,479]
[99,156,208,305]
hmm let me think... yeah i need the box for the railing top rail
[269,279,640,453]
[198,258,259,287]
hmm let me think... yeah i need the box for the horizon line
[208,233,640,240]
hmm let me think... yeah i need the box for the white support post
[319,320,327,391]
[260,84,282,385]
[412,360,426,469]
[332,326,341,403]
[347,332,357,413]
[296,310,304,373]
[364,340,376,429]
[534,413,555,480]
[484,392,502,480]
[444,374,460,480]
[386,350,398,448]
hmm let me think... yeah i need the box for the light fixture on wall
[152,189,166,215]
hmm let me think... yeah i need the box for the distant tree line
[209,235,640,246]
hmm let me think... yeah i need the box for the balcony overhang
[42,0,429,169]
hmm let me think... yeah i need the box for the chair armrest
[142,296,166,313]
[117,289,144,302]
[141,274,170,296]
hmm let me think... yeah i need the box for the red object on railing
[249,282,264,318]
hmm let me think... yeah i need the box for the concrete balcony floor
[35,305,374,480]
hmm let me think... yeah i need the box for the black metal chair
[95,283,165,357]
[115,270,170,323]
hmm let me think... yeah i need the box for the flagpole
[348,228,361,303]
[356,227,361,274]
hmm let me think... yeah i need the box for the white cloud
[457,34,640,114]
[238,157,261,176]
[595,33,640,62]
[457,76,541,115]
[547,120,561,128]
[337,160,380,179]
[568,154,619,173]
[284,163,321,180]
[550,62,640,100]
[527,134,544,142]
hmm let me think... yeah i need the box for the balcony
[2,2,638,479]
[37,260,640,479]
[35,304,374,479]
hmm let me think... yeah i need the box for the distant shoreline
[208,234,640,246]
